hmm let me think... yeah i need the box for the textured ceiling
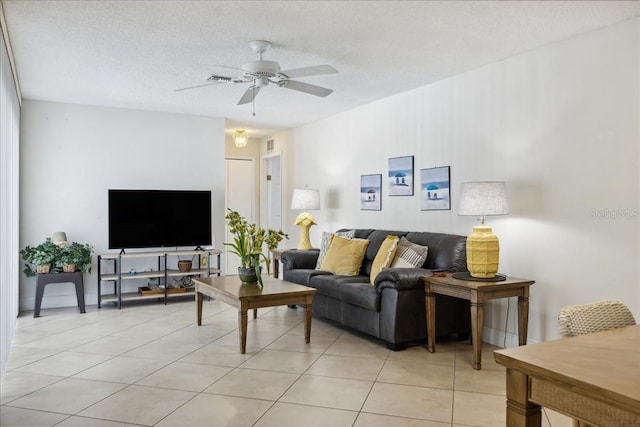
[2,1,639,138]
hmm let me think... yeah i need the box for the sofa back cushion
[405,231,467,271]
[337,229,467,273]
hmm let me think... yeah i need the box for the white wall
[272,18,640,345]
[19,101,226,310]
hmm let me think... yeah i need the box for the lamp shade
[52,231,68,246]
[232,130,248,148]
[458,182,508,217]
[291,188,320,211]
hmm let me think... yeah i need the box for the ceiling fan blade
[279,80,333,97]
[278,65,338,79]
[238,86,261,105]
[174,82,224,92]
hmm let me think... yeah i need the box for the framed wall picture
[420,166,451,210]
[388,156,414,196]
[360,174,382,211]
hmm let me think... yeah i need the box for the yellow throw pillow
[370,235,400,284]
[315,230,356,269]
[319,235,369,276]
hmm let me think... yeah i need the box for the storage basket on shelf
[177,260,192,272]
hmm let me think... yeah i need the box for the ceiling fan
[175,40,338,107]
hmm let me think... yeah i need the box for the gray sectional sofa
[281,229,471,350]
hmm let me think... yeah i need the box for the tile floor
[1,298,572,427]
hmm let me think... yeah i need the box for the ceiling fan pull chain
[252,88,256,116]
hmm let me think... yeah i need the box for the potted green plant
[56,242,93,273]
[20,238,60,276]
[224,209,288,286]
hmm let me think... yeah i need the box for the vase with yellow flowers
[224,209,288,286]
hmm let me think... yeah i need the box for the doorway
[225,157,256,275]
[262,153,282,234]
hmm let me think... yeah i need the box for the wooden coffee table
[194,275,316,353]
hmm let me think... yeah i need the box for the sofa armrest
[374,268,431,293]
[281,249,320,271]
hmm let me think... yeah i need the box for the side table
[34,271,86,318]
[271,249,284,279]
[422,273,534,370]
[271,248,300,279]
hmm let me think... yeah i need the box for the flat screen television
[108,189,212,249]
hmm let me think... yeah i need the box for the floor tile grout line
[350,339,392,425]
[122,304,309,427]
[0,374,68,406]
[4,301,558,427]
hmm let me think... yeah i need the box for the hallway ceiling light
[233,130,248,148]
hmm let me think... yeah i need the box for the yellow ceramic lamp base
[466,226,500,278]
[295,212,317,250]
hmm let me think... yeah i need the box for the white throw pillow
[390,237,428,268]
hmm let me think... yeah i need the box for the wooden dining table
[494,324,640,427]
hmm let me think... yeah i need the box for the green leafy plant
[20,238,60,277]
[21,239,93,276]
[56,242,93,273]
[224,209,288,285]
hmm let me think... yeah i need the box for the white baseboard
[19,293,97,313]
[483,326,538,348]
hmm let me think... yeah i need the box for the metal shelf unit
[97,249,221,309]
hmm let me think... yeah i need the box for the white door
[262,154,282,231]
[225,157,255,275]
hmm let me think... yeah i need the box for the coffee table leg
[304,300,313,343]
[196,291,203,326]
[238,307,248,354]
[470,299,484,370]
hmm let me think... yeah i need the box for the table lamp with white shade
[291,188,320,250]
[458,182,508,279]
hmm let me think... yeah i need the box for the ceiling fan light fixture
[233,130,249,148]
[255,76,270,88]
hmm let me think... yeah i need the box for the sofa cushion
[309,274,375,309]
[340,282,380,311]
[391,237,429,268]
[370,235,400,284]
[320,236,369,275]
[315,230,355,269]
[405,231,467,271]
